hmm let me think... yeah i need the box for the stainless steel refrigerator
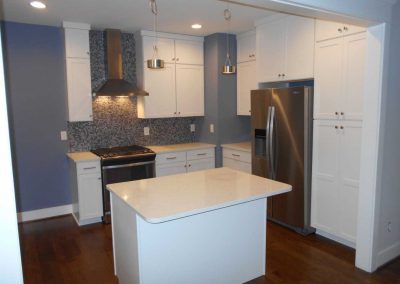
[251,86,314,235]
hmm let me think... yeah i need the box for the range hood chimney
[95,29,148,96]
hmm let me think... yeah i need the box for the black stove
[91,145,156,224]
[92,145,156,166]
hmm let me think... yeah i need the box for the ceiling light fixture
[147,0,165,69]
[191,24,202,29]
[30,1,46,9]
[222,7,236,74]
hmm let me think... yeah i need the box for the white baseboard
[17,204,73,223]
[316,229,356,249]
[376,241,400,268]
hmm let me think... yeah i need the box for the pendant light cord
[150,0,159,58]
[224,8,232,65]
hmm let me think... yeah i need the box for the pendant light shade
[147,0,164,69]
[222,8,236,75]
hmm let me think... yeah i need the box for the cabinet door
[237,61,257,116]
[285,16,315,81]
[341,33,366,121]
[176,64,204,116]
[345,24,366,36]
[66,58,93,122]
[64,28,90,59]
[77,173,102,220]
[314,38,343,120]
[256,17,286,83]
[315,19,343,42]
[174,40,203,65]
[142,63,176,118]
[311,120,341,234]
[187,158,215,173]
[338,121,362,242]
[156,161,187,177]
[142,36,175,64]
[237,32,256,63]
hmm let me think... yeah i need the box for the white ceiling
[1,0,277,35]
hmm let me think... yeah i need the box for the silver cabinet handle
[83,166,96,170]
[232,153,240,157]
[166,157,177,160]
[197,153,207,156]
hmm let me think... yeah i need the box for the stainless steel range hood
[95,29,148,97]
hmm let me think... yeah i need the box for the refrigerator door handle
[266,106,272,177]
[269,106,276,179]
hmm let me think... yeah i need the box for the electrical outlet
[210,124,214,133]
[190,124,195,132]
[144,127,150,136]
[60,131,68,141]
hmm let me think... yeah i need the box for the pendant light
[222,7,236,75]
[147,0,164,69]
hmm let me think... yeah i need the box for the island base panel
[111,195,267,284]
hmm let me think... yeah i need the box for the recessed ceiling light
[191,24,202,29]
[30,1,46,9]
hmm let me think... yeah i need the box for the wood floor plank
[19,215,399,284]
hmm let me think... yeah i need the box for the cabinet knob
[341,112,344,115]
[174,112,176,114]
[249,110,251,113]
[338,28,343,33]
[278,74,282,77]
[172,58,176,61]
[86,51,90,55]
[98,177,101,180]
[340,126,344,129]
[176,58,179,61]
[188,164,191,167]
[282,73,285,77]
[335,125,338,129]
[335,112,339,115]
[343,26,348,31]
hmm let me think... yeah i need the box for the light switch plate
[209,124,214,133]
[190,124,195,132]
[60,131,68,141]
[144,127,150,136]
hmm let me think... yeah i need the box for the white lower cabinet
[222,147,251,174]
[311,120,362,246]
[69,159,103,226]
[155,147,215,177]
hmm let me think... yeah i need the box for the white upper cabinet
[315,19,366,42]
[63,22,93,122]
[237,60,257,116]
[64,28,90,59]
[237,30,256,63]
[314,32,366,121]
[256,14,315,83]
[136,31,204,118]
[174,40,204,65]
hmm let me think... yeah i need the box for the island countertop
[107,167,291,224]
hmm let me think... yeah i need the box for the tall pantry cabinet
[311,19,366,247]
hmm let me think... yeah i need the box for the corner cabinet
[135,31,204,118]
[67,156,103,226]
[237,31,257,116]
[63,22,93,122]
[255,14,315,83]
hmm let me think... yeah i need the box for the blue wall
[4,22,70,212]
[198,33,251,167]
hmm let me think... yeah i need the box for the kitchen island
[108,167,291,284]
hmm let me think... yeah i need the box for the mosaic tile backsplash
[67,30,198,151]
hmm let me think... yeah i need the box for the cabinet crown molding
[138,30,204,42]
[255,13,289,27]
[62,21,90,30]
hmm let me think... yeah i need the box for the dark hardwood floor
[19,215,400,284]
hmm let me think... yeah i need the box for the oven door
[101,160,155,224]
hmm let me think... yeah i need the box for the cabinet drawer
[186,148,215,161]
[156,161,187,177]
[223,157,251,174]
[77,161,101,174]
[156,151,186,164]
[223,148,251,163]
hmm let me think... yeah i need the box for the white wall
[0,27,24,283]
[375,1,400,268]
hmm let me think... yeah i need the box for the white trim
[316,229,356,249]
[376,241,400,267]
[17,204,73,223]
[62,21,90,30]
[72,213,102,226]
[138,30,204,42]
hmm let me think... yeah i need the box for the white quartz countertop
[221,142,251,152]
[66,152,100,162]
[147,142,215,154]
[107,167,291,224]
